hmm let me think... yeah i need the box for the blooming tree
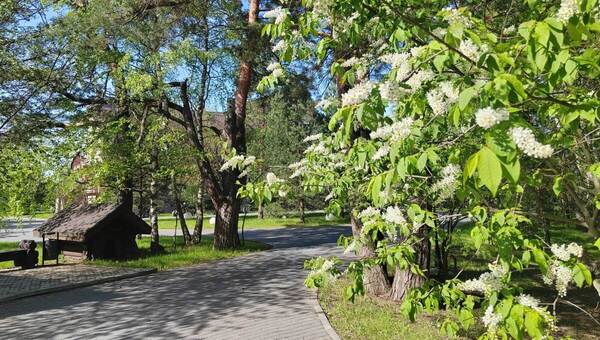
[259,0,600,338]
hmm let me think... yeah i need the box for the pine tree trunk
[193,176,204,244]
[213,200,241,249]
[351,213,391,297]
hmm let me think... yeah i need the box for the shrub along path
[0,227,352,339]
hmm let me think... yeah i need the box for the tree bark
[193,174,204,244]
[390,232,429,301]
[351,213,391,297]
[171,172,192,244]
[149,144,163,254]
[213,199,241,249]
[258,201,265,219]
[299,197,305,224]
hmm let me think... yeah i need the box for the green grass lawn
[87,235,271,271]
[319,223,600,339]
[154,212,349,230]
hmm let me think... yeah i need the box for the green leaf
[524,310,543,339]
[477,147,503,195]
[464,152,479,179]
[458,87,477,110]
[553,176,563,197]
[501,158,520,184]
[595,238,600,250]
[572,263,592,287]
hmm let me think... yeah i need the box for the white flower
[304,141,328,155]
[503,25,516,35]
[432,27,447,38]
[316,98,335,110]
[426,88,447,116]
[341,56,362,68]
[459,39,482,61]
[373,144,390,160]
[445,8,472,28]
[509,127,554,158]
[370,117,414,143]
[383,206,406,225]
[220,155,244,171]
[475,107,510,129]
[358,207,381,220]
[379,81,402,102]
[517,294,540,309]
[341,81,375,107]
[482,305,502,332]
[406,70,434,92]
[430,164,461,204]
[544,260,573,297]
[410,46,426,58]
[556,0,579,22]
[264,6,288,24]
[439,81,459,103]
[278,189,287,198]
[272,40,287,53]
[460,262,507,296]
[266,172,280,186]
[267,62,284,78]
[303,133,322,143]
[380,53,412,81]
[209,216,216,225]
[550,242,583,261]
[242,156,256,167]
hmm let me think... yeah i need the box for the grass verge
[86,235,271,271]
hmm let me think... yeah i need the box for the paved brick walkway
[0,227,351,339]
[0,265,154,303]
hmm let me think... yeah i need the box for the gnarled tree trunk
[351,213,391,297]
[213,199,241,249]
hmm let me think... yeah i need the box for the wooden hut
[34,202,151,260]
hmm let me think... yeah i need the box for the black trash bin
[44,239,59,260]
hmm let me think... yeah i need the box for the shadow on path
[0,226,352,339]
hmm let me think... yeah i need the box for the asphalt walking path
[0,226,352,340]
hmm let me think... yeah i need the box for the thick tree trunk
[351,213,391,297]
[390,228,429,301]
[258,202,265,219]
[149,145,163,254]
[193,175,204,244]
[213,200,241,249]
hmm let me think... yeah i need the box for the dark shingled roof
[34,203,151,242]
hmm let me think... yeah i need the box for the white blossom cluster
[341,81,375,107]
[426,81,459,116]
[556,0,579,22]
[543,260,573,297]
[272,39,287,53]
[459,39,484,62]
[379,81,402,102]
[444,7,472,28]
[373,144,391,160]
[370,117,415,143]
[509,127,554,158]
[482,305,502,333]
[267,62,284,78]
[266,172,283,186]
[550,242,583,261]
[220,154,255,173]
[304,142,326,155]
[289,159,308,179]
[430,164,461,204]
[303,133,323,143]
[459,263,508,296]
[383,206,406,225]
[406,70,434,92]
[315,98,337,111]
[341,56,363,68]
[264,6,288,24]
[475,107,510,129]
[379,52,412,81]
[358,206,381,221]
[517,294,557,330]
[410,46,427,58]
